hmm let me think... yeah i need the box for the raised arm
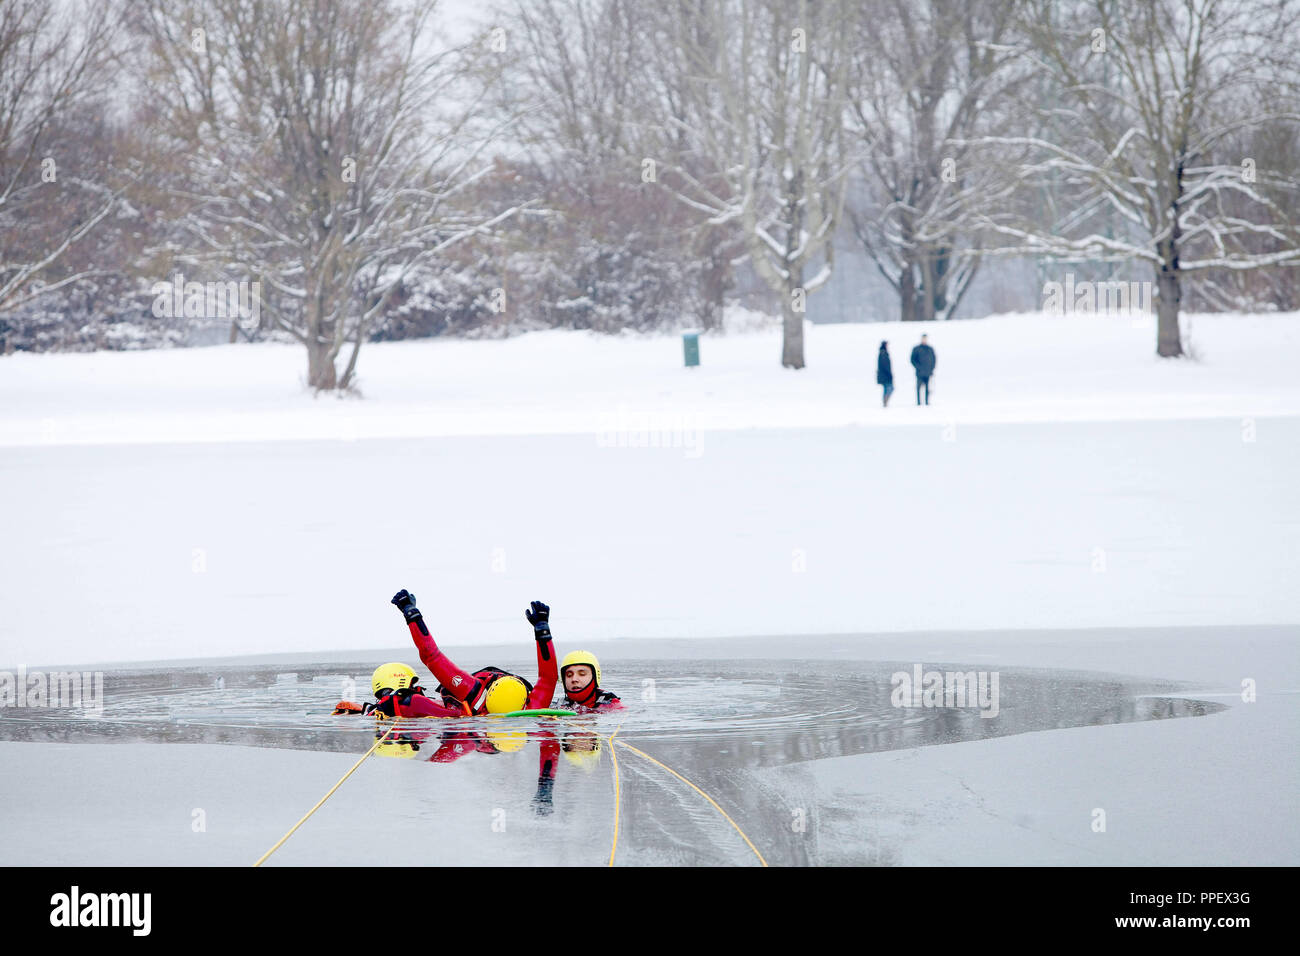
[391,589,481,705]
[524,600,558,709]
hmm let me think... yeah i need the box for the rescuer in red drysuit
[556,649,624,713]
[331,591,558,717]
[391,589,557,715]
[332,667,467,718]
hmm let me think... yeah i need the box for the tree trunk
[338,324,364,391]
[900,263,917,323]
[303,277,340,390]
[307,339,338,390]
[1155,254,1183,358]
[694,225,730,332]
[930,245,950,320]
[1156,170,1185,356]
[781,158,807,368]
[782,266,805,369]
[918,253,936,322]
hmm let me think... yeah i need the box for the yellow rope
[252,715,763,867]
[253,720,399,867]
[606,722,624,866]
[614,739,768,867]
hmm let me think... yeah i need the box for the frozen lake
[0,652,1222,758]
[2,416,1297,669]
[4,630,1286,867]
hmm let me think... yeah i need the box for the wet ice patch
[0,657,1226,773]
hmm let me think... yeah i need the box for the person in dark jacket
[876,341,894,407]
[910,334,937,405]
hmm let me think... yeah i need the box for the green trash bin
[682,331,700,367]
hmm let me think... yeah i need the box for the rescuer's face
[564,665,593,694]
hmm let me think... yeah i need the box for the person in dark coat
[876,341,894,407]
[910,334,936,405]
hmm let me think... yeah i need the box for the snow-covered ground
[3,311,1298,668]
[1,417,1295,668]
[1,309,1296,865]
[2,311,1297,448]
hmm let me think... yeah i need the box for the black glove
[526,600,551,641]
[391,589,421,623]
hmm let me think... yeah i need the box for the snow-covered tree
[984,0,1300,356]
[843,0,1031,323]
[646,0,853,368]
[483,0,715,333]
[129,0,528,389]
[0,0,123,316]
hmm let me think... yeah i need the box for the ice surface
[2,416,1296,668]
[0,629,1290,866]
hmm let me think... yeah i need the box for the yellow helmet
[561,731,602,770]
[484,729,527,753]
[372,662,418,698]
[559,650,601,691]
[483,675,529,714]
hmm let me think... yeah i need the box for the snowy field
[2,311,1299,667]
[2,311,1299,449]
[1,310,1297,865]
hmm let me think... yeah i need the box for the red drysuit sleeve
[407,618,480,704]
[395,693,468,718]
[527,636,558,709]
